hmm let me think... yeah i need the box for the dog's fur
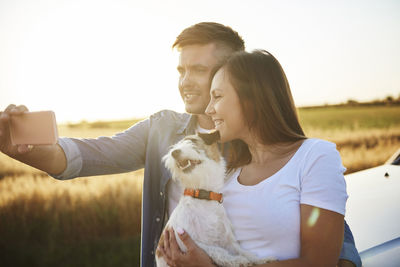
[156,131,275,267]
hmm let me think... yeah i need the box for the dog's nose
[171,149,181,159]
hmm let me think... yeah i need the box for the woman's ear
[198,130,220,145]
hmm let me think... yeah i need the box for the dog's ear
[198,130,220,145]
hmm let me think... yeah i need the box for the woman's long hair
[223,50,306,171]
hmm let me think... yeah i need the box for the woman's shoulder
[297,138,343,169]
[300,138,338,157]
[298,138,344,173]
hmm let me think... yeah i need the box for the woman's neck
[245,137,304,165]
[237,138,305,186]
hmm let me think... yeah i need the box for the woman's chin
[218,133,230,143]
[216,127,236,143]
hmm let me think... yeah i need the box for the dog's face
[163,131,225,190]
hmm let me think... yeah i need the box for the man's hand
[0,104,33,157]
[0,104,66,175]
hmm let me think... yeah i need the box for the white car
[345,149,400,267]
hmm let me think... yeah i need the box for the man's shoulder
[149,109,191,127]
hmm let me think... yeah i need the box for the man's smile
[183,91,201,102]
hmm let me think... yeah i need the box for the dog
[156,131,275,267]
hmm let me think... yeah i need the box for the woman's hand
[158,227,216,267]
[337,259,356,267]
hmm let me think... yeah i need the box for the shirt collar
[177,113,198,135]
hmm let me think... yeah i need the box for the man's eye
[194,68,207,73]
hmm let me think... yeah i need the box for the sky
[1,0,399,123]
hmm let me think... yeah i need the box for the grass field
[0,105,399,266]
[299,106,400,173]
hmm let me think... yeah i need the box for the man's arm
[13,144,67,175]
[1,104,151,179]
[337,221,362,267]
[0,104,67,175]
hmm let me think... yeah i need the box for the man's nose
[179,72,193,88]
[171,149,181,159]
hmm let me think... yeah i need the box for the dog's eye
[186,138,198,144]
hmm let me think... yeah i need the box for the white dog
[156,131,275,267]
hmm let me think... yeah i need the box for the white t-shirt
[222,138,348,261]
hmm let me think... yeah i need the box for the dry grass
[304,126,400,173]
[0,171,143,239]
[0,126,143,248]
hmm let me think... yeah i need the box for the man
[0,22,361,267]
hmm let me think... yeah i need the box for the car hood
[345,164,400,252]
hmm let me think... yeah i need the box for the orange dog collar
[184,188,223,203]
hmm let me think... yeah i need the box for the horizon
[1,0,399,123]
[61,98,400,124]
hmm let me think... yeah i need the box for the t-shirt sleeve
[300,140,348,215]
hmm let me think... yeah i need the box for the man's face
[177,43,220,115]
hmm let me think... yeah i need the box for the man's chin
[184,105,205,115]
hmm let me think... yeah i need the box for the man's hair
[172,22,245,53]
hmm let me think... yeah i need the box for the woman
[160,50,348,267]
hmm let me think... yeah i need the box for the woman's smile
[213,119,223,127]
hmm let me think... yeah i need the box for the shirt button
[156,217,160,222]
[160,192,163,196]
[151,250,154,255]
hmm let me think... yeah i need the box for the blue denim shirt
[53,110,361,267]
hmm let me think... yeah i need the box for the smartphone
[9,111,59,145]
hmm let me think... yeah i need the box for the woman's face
[205,68,250,143]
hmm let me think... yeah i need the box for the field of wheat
[0,127,143,266]
[0,105,399,266]
[300,106,400,173]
